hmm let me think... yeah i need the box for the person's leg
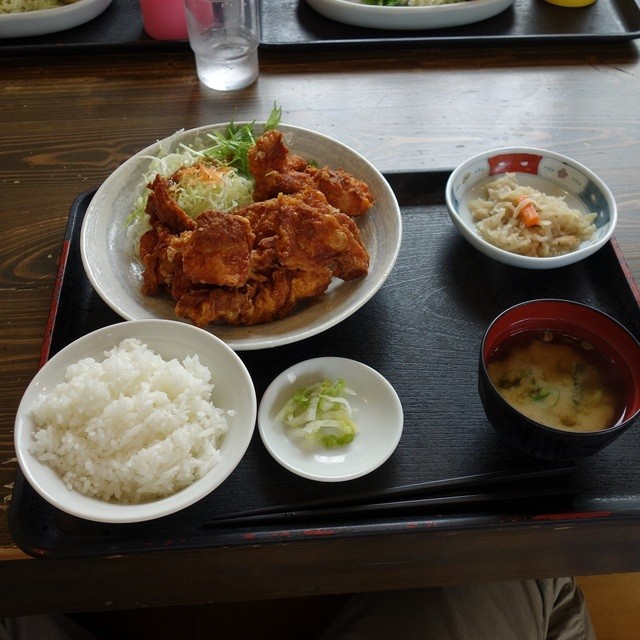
[320,578,595,640]
[0,614,99,640]
[538,578,596,640]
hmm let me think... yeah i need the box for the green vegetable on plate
[275,379,359,449]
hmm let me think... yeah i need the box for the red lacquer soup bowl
[479,299,640,460]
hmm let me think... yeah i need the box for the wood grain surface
[1,36,639,613]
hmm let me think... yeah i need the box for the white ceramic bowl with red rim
[445,147,617,269]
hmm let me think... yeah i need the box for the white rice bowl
[14,320,257,523]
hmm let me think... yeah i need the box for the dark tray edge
[4,32,639,58]
[258,30,640,51]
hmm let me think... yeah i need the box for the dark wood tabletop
[1,7,640,616]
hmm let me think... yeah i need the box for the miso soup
[487,329,626,432]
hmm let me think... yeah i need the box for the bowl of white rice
[14,319,256,523]
[445,147,617,269]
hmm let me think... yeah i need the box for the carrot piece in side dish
[514,194,540,227]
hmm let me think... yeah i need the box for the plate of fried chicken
[80,123,402,350]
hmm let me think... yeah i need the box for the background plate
[305,0,514,31]
[0,0,112,38]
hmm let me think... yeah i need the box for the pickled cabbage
[275,379,359,449]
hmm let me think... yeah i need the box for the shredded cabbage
[275,379,359,449]
[125,104,282,233]
[127,136,255,226]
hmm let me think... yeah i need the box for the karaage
[139,130,374,327]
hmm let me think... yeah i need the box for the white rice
[30,338,229,504]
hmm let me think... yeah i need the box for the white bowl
[14,320,257,523]
[0,0,112,38]
[305,0,514,31]
[80,123,402,351]
[445,147,617,269]
[258,357,403,482]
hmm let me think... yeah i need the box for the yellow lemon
[544,0,597,6]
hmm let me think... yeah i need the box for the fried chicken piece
[288,267,334,302]
[247,129,308,202]
[234,198,281,243]
[274,189,369,280]
[247,236,279,283]
[139,227,195,300]
[330,212,371,281]
[174,266,333,327]
[248,130,374,216]
[175,286,256,327]
[305,165,375,218]
[139,229,163,295]
[236,188,369,279]
[171,209,255,287]
[145,175,196,233]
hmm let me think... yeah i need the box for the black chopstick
[206,463,576,525]
[204,484,574,527]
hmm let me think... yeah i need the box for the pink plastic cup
[140,0,188,41]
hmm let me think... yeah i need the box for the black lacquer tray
[1,0,639,54]
[9,170,640,559]
[259,0,640,49]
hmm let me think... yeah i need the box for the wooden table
[1,33,640,616]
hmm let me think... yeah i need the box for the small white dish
[445,147,617,269]
[80,122,402,351]
[305,0,513,31]
[14,319,257,523]
[258,357,403,482]
[0,0,112,39]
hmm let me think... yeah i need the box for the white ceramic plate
[445,147,617,269]
[80,123,402,351]
[305,0,513,31]
[0,0,112,38]
[14,319,257,523]
[258,357,403,482]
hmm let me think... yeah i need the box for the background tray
[1,0,639,54]
[9,170,640,559]
[260,0,640,49]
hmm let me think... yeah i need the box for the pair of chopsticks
[205,463,577,527]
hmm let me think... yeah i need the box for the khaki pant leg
[539,578,596,640]
[321,578,596,640]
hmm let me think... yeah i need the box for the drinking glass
[184,0,260,91]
